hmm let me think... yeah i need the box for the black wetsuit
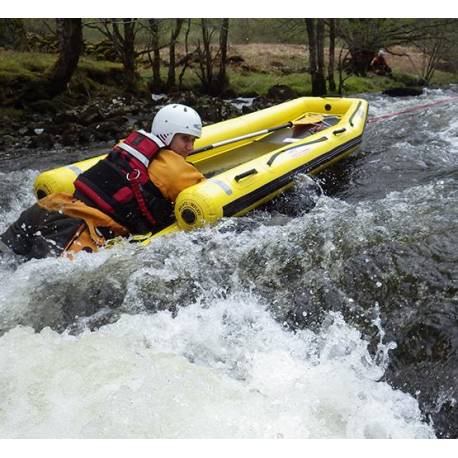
[0,203,84,259]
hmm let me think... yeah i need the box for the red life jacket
[74,130,175,235]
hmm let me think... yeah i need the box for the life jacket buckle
[126,169,141,182]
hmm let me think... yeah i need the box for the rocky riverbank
[0,85,299,152]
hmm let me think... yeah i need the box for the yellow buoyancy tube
[174,98,368,231]
[35,155,107,199]
[34,97,358,199]
[33,97,369,244]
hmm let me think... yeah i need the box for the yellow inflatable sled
[34,97,369,245]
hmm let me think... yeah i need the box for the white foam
[0,296,435,438]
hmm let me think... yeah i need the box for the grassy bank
[1,48,457,116]
[0,50,127,108]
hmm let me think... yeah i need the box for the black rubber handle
[333,128,347,135]
[234,168,258,182]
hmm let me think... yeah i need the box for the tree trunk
[111,19,137,87]
[306,19,317,93]
[316,19,327,95]
[216,19,230,92]
[149,19,162,89]
[199,19,214,92]
[327,19,336,92]
[167,19,184,89]
[178,19,192,90]
[46,19,83,95]
[337,49,352,95]
[197,19,232,95]
[122,19,137,86]
[306,19,326,96]
[348,48,374,76]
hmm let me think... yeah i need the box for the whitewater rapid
[2,87,457,438]
[0,293,434,438]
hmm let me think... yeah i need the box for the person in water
[0,104,205,260]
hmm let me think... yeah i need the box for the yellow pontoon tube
[34,97,369,242]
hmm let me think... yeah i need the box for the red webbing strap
[128,171,157,227]
[74,180,114,214]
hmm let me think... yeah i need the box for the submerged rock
[382,87,424,97]
[267,84,298,101]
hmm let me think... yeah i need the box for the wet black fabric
[0,203,83,259]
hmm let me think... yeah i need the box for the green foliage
[23,18,307,47]
[21,19,56,35]
[429,70,458,86]
[228,70,312,96]
[0,51,54,83]
[339,75,402,94]
[0,51,122,84]
[0,19,28,50]
[0,50,127,105]
[229,19,304,44]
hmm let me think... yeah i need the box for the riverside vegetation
[1,19,457,150]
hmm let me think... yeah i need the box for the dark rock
[57,111,80,124]
[240,91,259,98]
[29,133,54,149]
[62,123,83,136]
[169,91,200,107]
[193,98,241,123]
[94,120,120,140]
[267,84,298,101]
[27,100,59,114]
[228,55,244,65]
[81,110,103,126]
[129,119,150,132]
[104,107,131,120]
[60,123,85,147]
[382,87,424,97]
[78,130,94,144]
[2,135,17,147]
[102,115,130,131]
[251,96,274,112]
[94,129,109,142]
[61,134,79,147]
[240,64,267,75]
[84,39,119,62]
[43,123,67,135]
[221,88,237,99]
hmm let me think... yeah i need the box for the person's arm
[148,149,205,202]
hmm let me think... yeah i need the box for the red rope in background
[367,95,458,124]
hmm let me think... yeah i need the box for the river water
[0,88,456,438]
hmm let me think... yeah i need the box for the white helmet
[151,104,202,146]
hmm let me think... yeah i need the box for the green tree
[336,18,458,76]
[46,19,83,96]
[414,20,458,83]
[147,19,163,90]
[86,19,139,88]
[166,19,185,90]
[0,19,28,50]
[195,18,231,95]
